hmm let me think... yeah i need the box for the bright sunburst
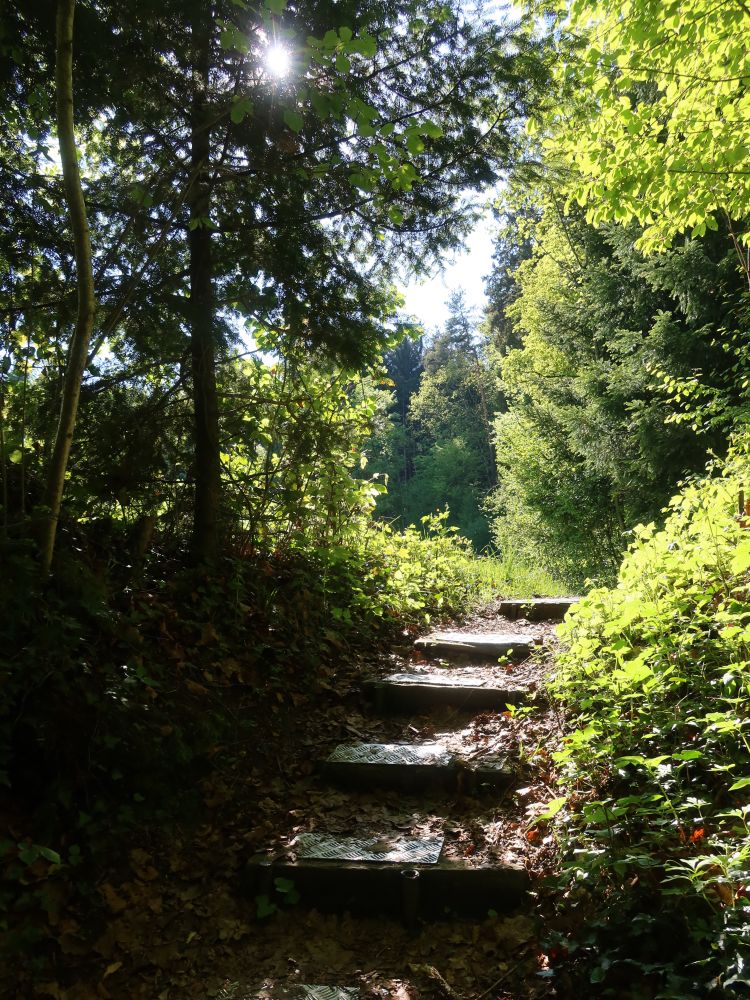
[265,43,291,79]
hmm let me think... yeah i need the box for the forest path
[218,598,575,1000]
[54,598,575,1000]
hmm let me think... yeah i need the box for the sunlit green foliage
[535,0,750,255]
[547,435,750,994]
[368,291,501,546]
[486,194,749,585]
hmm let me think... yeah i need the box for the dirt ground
[18,599,570,1000]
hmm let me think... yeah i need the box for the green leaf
[231,97,254,125]
[356,116,376,137]
[255,893,278,918]
[18,844,39,865]
[643,755,671,768]
[264,0,287,13]
[310,90,329,119]
[351,32,377,57]
[731,539,750,575]
[349,172,375,192]
[729,776,750,791]
[283,109,304,133]
[536,796,566,822]
[405,132,425,155]
[420,120,443,139]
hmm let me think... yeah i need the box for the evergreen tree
[1,0,548,562]
[368,290,501,546]
[488,202,749,583]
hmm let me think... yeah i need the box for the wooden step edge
[498,597,579,622]
[320,757,515,795]
[363,678,541,711]
[243,855,529,920]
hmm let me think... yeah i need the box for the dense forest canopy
[1,0,545,565]
[362,0,750,583]
[5,0,750,994]
[6,0,747,582]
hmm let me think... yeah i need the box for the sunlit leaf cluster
[548,434,750,991]
[538,0,750,251]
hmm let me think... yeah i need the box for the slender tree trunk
[471,349,496,488]
[188,8,221,561]
[39,0,97,573]
[400,394,408,518]
[0,373,7,539]
[20,319,32,518]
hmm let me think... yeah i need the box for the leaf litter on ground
[16,604,566,1000]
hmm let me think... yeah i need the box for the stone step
[498,597,579,621]
[414,631,539,662]
[321,741,514,794]
[366,672,533,712]
[246,832,527,921]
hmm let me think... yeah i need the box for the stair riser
[321,761,515,795]
[415,640,535,662]
[245,859,528,919]
[499,599,578,621]
[367,682,532,713]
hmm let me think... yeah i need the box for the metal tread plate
[327,742,452,766]
[299,989,359,1000]
[384,672,491,688]
[294,832,444,865]
[419,631,532,645]
[236,987,358,1000]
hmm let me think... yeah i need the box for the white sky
[398,209,497,335]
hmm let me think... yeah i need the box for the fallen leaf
[37,984,66,999]
[200,623,220,645]
[130,848,159,881]
[99,883,128,914]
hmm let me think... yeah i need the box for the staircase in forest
[244,596,578,999]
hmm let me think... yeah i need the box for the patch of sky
[398,204,498,333]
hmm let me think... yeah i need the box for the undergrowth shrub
[548,434,750,996]
[0,508,484,967]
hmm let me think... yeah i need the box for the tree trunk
[188,8,221,562]
[471,349,497,489]
[39,0,97,574]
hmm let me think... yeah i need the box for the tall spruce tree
[2,0,547,559]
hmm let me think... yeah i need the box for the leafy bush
[547,433,750,995]
[487,203,746,586]
[0,508,487,972]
